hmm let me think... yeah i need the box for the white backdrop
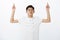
[0,0,60,40]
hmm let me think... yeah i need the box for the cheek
[32,11,34,13]
[26,11,29,13]
[26,10,29,12]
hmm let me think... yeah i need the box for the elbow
[47,19,51,23]
[47,20,51,23]
[10,19,14,23]
[10,19,19,23]
[42,17,51,23]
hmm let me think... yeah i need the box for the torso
[19,16,42,40]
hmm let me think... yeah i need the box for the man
[10,3,51,40]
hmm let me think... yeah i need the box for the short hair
[26,5,34,10]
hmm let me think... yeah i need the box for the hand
[46,3,50,11]
[12,4,16,11]
[11,4,16,15]
[46,3,50,8]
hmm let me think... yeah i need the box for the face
[26,8,35,16]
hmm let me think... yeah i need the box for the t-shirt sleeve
[37,17,42,24]
[19,17,25,24]
[33,16,42,27]
[19,17,23,23]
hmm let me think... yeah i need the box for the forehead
[28,7,34,10]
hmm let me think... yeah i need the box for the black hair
[26,5,34,10]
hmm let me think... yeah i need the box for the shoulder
[34,16,42,22]
[19,16,26,23]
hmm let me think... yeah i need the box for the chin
[29,14,33,16]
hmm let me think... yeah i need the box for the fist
[46,3,50,8]
[46,3,50,11]
[12,4,16,10]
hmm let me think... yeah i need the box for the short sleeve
[38,17,42,24]
[19,17,24,24]
[19,17,27,24]
[33,16,42,25]
[36,16,42,22]
[39,18,42,24]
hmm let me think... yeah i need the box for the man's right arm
[10,4,19,23]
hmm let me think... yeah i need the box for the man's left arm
[42,3,51,23]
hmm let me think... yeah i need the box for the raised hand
[42,2,51,23]
[10,4,19,23]
[46,3,50,8]
[12,4,16,9]
[12,4,16,14]
[46,3,50,11]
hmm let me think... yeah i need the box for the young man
[10,3,51,40]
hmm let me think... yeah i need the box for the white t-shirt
[19,16,42,40]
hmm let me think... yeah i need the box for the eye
[29,9,30,11]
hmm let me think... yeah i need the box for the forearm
[10,11,19,23]
[42,10,51,23]
[46,8,51,21]
[10,10,15,22]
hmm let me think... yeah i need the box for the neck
[28,15,33,18]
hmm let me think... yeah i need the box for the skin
[10,3,51,23]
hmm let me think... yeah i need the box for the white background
[0,0,60,40]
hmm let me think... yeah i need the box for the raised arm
[10,4,19,23]
[42,3,51,23]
